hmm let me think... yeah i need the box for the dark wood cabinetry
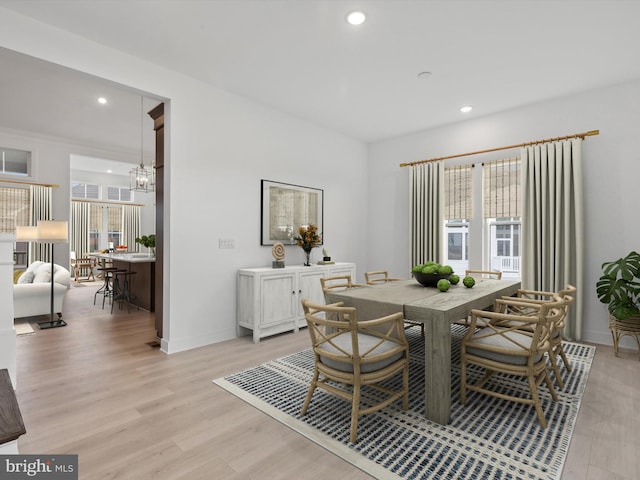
[148,103,164,340]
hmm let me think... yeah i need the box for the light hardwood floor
[13,281,639,479]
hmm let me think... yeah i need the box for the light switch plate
[218,238,235,249]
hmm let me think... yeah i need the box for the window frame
[0,146,33,179]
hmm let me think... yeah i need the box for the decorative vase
[303,249,312,266]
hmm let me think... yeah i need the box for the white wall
[368,79,640,347]
[0,129,71,268]
[0,8,368,354]
[0,234,17,386]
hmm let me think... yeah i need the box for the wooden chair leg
[547,351,564,389]
[350,383,361,443]
[301,369,319,416]
[556,346,572,372]
[529,375,547,429]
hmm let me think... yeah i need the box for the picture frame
[261,179,323,246]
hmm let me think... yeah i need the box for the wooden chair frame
[500,285,576,388]
[364,270,423,336]
[453,270,503,328]
[460,297,563,428]
[465,269,502,280]
[301,299,409,443]
[70,251,95,282]
[320,275,367,302]
[364,270,403,285]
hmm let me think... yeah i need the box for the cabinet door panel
[328,265,356,279]
[297,270,326,315]
[261,274,296,325]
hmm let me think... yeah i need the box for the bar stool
[94,267,120,308]
[111,271,139,314]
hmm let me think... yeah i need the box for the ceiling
[0,0,639,165]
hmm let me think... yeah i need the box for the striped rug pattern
[214,326,594,480]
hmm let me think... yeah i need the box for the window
[107,186,131,202]
[72,183,99,199]
[446,221,469,261]
[444,166,472,273]
[108,206,122,247]
[89,204,102,252]
[0,186,30,233]
[0,186,31,268]
[489,219,520,274]
[443,159,521,279]
[483,159,521,278]
[0,147,30,177]
[84,204,125,251]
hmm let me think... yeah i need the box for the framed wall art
[260,180,323,246]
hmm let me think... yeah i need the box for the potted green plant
[135,234,156,256]
[596,251,640,320]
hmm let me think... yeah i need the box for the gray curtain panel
[70,201,90,258]
[409,161,444,266]
[122,204,141,252]
[521,138,584,341]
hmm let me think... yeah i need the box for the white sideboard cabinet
[237,262,356,343]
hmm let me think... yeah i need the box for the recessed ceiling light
[346,11,366,25]
[459,105,473,113]
[107,169,112,174]
[98,97,107,105]
[417,71,432,80]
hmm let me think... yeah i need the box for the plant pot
[608,313,640,360]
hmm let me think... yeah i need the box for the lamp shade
[37,220,68,243]
[15,225,39,241]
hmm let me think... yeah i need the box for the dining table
[325,277,521,425]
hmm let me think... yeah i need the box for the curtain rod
[72,198,145,207]
[399,129,599,168]
[0,178,59,188]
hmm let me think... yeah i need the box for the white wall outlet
[218,238,235,249]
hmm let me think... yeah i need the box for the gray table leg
[423,312,452,425]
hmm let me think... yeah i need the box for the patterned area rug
[214,326,594,480]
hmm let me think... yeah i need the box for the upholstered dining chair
[320,274,367,302]
[364,270,424,337]
[500,284,576,388]
[300,299,409,443]
[460,296,564,428]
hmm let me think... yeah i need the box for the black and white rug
[214,326,594,480]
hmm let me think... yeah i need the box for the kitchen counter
[90,252,155,263]
[90,252,156,311]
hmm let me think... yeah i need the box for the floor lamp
[16,220,69,329]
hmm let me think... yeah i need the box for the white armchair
[13,262,70,319]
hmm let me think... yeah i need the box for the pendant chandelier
[130,96,155,192]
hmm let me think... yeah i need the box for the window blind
[108,206,122,232]
[483,158,521,218]
[444,165,472,220]
[107,186,131,202]
[90,204,102,232]
[72,182,99,199]
[0,186,30,233]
